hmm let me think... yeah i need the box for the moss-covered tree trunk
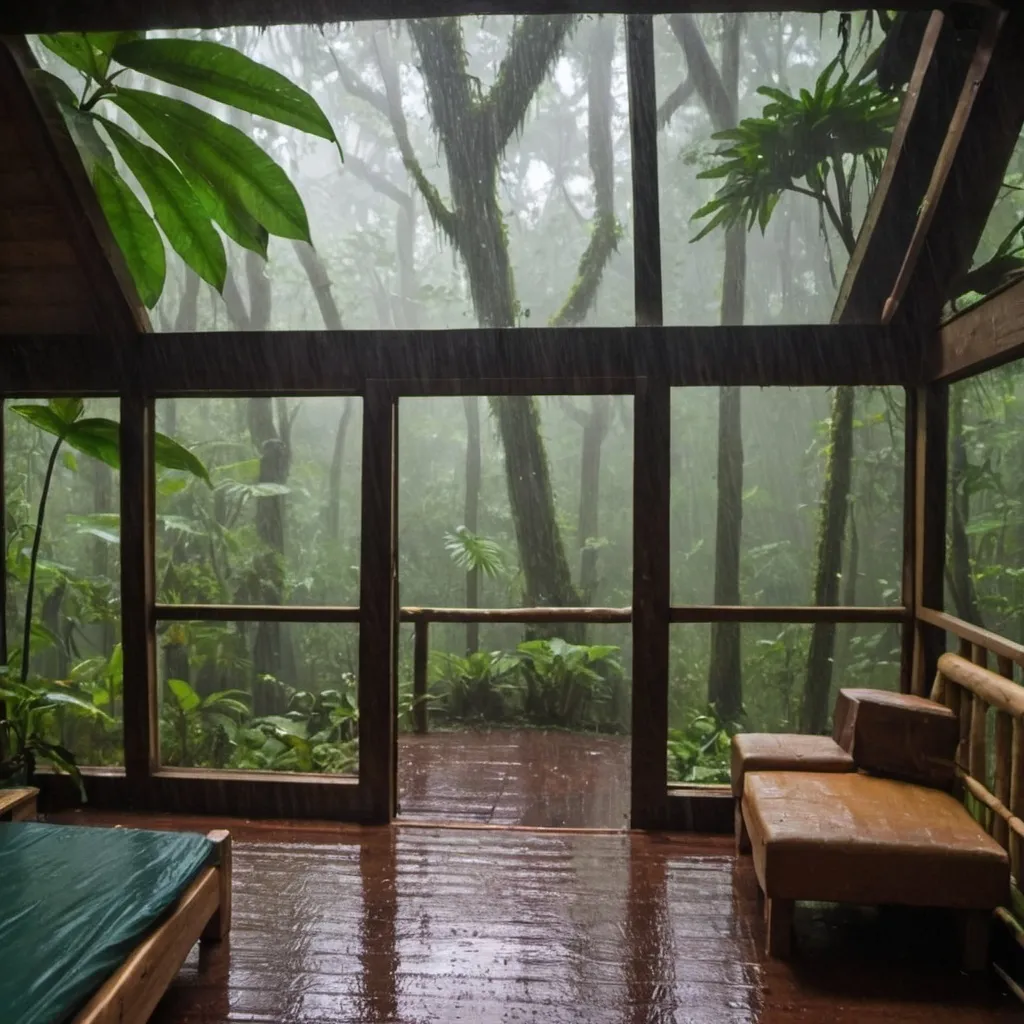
[670,13,747,722]
[404,17,585,622]
[800,384,855,733]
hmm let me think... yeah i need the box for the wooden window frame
[8,6,1024,828]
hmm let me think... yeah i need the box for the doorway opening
[395,394,634,828]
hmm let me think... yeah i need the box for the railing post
[413,617,429,735]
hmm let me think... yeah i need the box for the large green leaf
[167,677,201,714]
[112,38,339,148]
[50,398,85,425]
[97,116,227,292]
[63,418,122,469]
[92,162,165,308]
[10,404,73,438]
[39,34,101,79]
[155,433,212,486]
[112,89,311,242]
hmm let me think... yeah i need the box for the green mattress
[0,822,215,1024]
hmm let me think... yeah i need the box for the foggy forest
[7,12,1024,791]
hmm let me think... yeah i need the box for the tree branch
[551,17,618,328]
[345,150,412,211]
[374,24,461,245]
[485,14,580,158]
[657,77,696,130]
[668,13,734,132]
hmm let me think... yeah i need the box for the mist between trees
[11,13,1024,786]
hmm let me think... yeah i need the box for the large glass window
[4,399,123,767]
[671,387,905,606]
[155,397,362,606]
[32,17,634,333]
[656,12,907,325]
[947,364,1024,645]
[157,620,359,775]
[668,621,900,783]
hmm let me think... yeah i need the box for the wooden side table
[0,786,39,821]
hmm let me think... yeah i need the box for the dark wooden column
[121,392,158,793]
[358,380,398,823]
[911,383,949,696]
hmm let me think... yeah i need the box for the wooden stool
[742,771,1009,969]
[731,734,854,853]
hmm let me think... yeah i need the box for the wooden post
[1012,719,1024,881]
[626,14,662,330]
[993,710,1013,850]
[358,381,397,824]
[121,392,157,796]
[202,829,232,943]
[413,617,428,735]
[911,384,948,696]
[969,694,988,787]
[631,376,670,831]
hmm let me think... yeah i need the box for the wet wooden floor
[52,811,1021,1023]
[397,729,631,829]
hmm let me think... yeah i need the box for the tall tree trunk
[801,385,855,733]
[674,12,747,723]
[578,397,612,604]
[324,402,355,542]
[948,388,984,625]
[402,18,584,627]
[463,395,482,654]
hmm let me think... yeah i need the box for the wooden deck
[397,729,631,829]
[50,811,1021,1023]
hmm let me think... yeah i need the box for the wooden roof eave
[1,35,149,340]
[0,1,989,35]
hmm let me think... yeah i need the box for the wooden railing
[400,606,632,734]
[931,652,1024,880]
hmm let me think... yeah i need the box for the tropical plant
[429,650,522,723]
[444,526,509,580]
[160,677,250,767]
[692,59,899,255]
[515,638,621,731]
[35,31,340,306]
[0,674,111,795]
[11,399,209,689]
[667,706,736,785]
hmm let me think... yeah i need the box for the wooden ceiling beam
[884,8,1024,331]
[0,324,920,396]
[833,8,982,324]
[1,1,976,34]
[931,278,1024,382]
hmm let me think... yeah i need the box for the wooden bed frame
[72,828,232,1024]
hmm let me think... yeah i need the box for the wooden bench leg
[765,898,794,959]
[961,910,990,973]
[735,804,751,855]
[202,830,232,943]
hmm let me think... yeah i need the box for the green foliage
[444,526,509,579]
[37,32,340,305]
[667,705,735,785]
[516,638,621,730]
[691,59,898,250]
[0,673,111,797]
[430,650,521,722]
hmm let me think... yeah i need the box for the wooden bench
[742,771,1010,968]
[731,734,855,852]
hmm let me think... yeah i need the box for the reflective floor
[54,812,1021,1023]
[397,729,631,829]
